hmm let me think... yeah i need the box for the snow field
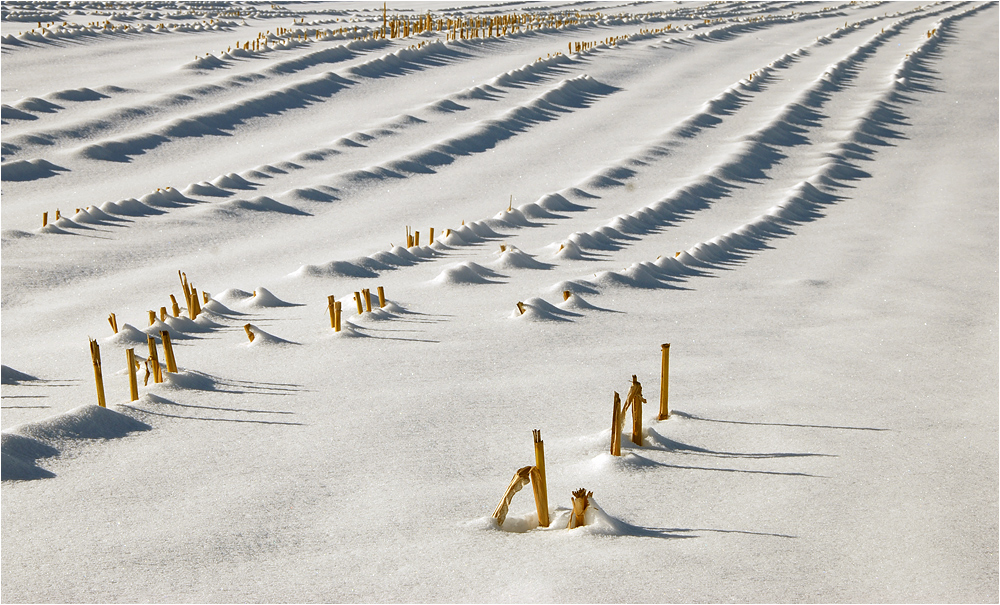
[2,1,997,602]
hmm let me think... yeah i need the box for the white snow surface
[1,1,997,602]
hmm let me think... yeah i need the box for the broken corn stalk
[147,336,163,384]
[659,344,670,420]
[533,430,549,527]
[160,331,177,373]
[89,339,106,407]
[126,348,139,401]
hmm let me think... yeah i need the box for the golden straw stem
[659,343,670,420]
[147,336,162,383]
[160,331,177,373]
[190,287,202,318]
[533,430,549,527]
[629,375,643,446]
[611,391,622,456]
[90,339,106,407]
[126,348,139,401]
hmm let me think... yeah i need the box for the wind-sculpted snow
[2,1,996,601]
[527,2,987,308]
[2,405,150,481]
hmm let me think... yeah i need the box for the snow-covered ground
[2,1,997,601]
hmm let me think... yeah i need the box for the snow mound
[558,292,617,313]
[1,365,38,385]
[548,280,599,296]
[488,245,553,270]
[2,405,150,481]
[210,196,308,216]
[431,262,505,286]
[291,259,380,279]
[103,323,152,347]
[162,370,221,391]
[551,240,587,260]
[536,192,588,212]
[201,299,242,316]
[244,325,295,347]
[163,314,221,333]
[7,404,150,446]
[100,198,163,217]
[511,297,581,322]
[1,158,68,182]
[492,208,540,228]
[2,434,58,481]
[183,181,231,197]
[218,287,300,309]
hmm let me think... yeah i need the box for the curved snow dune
[1,404,151,481]
[545,1,969,260]
[0,19,240,49]
[0,0,886,173]
[534,4,984,304]
[1,1,996,601]
[333,74,618,181]
[0,38,389,159]
[2,39,457,166]
[280,9,919,281]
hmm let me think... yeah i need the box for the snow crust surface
[1,1,997,602]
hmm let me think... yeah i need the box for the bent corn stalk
[492,465,533,527]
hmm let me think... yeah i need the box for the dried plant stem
[160,331,177,373]
[147,336,163,383]
[89,339,106,408]
[611,391,622,456]
[533,430,549,527]
[492,465,533,527]
[659,343,670,420]
[126,348,139,401]
[567,489,593,529]
[626,375,645,446]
